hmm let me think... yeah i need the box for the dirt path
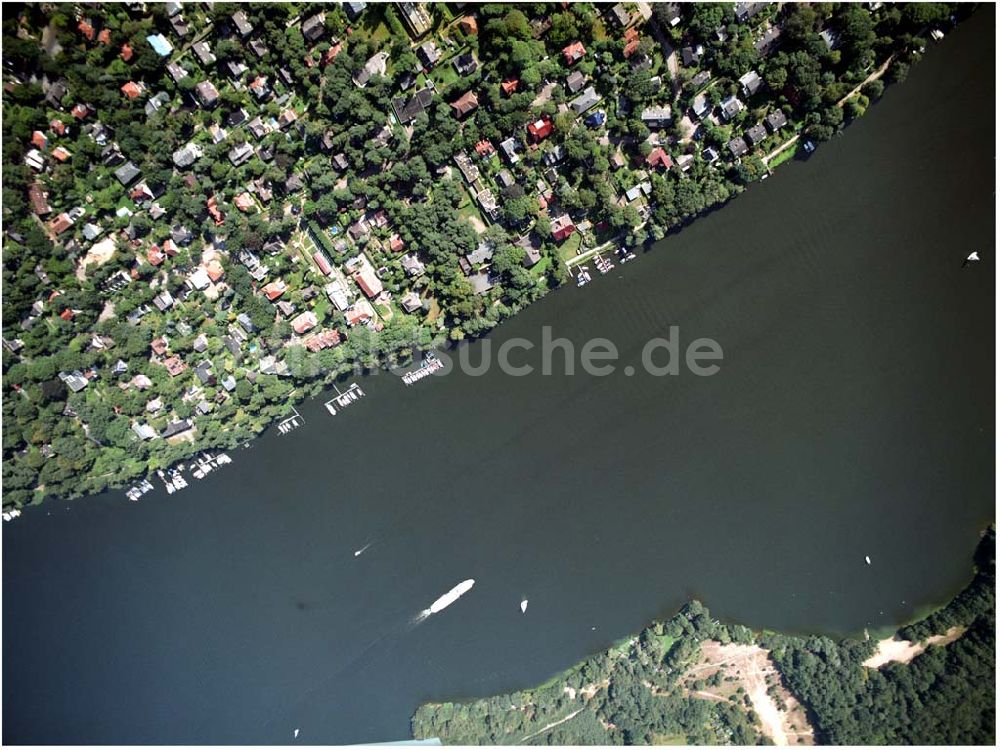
[519,707,585,743]
[863,626,965,669]
[765,54,896,166]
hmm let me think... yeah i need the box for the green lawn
[558,232,583,263]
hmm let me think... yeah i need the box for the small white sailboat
[293,728,300,739]
[520,599,528,614]
[963,251,981,268]
[865,555,872,565]
[354,543,372,557]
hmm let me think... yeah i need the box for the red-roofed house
[50,119,67,135]
[162,239,179,257]
[97,28,111,44]
[304,329,342,352]
[59,308,75,321]
[460,15,478,34]
[389,234,404,253]
[29,184,51,216]
[205,260,225,283]
[501,78,520,97]
[475,139,495,158]
[71,104,89,119]
[51,146,72,162]
[163,355,188,377]
[562,41,586,65]
[263,279,287,301]
[352,265,383,299]
[527,116,553,143]
[623,38,640,58]
[234,193,255,212]
[646,147,673,170]
[151,337,169,356]
[207,196,224,226]
[312,252,333,276]
[78,20,95,41]
[49,213,74,235]
[324,44,343,65]
[122,81,143,99]
[121,43,134,61]
[147,245,165,266]
[550,213,576,242]
[31,131,48,149]
[291,311,318,335]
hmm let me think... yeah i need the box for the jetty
[324,382,365,415]
[277,406,303,434]
[402,354,443,386]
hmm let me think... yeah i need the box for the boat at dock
[402,354,443,386]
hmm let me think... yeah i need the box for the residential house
[192,41,216,66]
[550,213,576,242]
[114,161,141,185]
[301,12,326,42]
[640,105,672,127]
[727,136,749,158]
[392,85,435,124]
[570,86,602,115]
[416,40,441,69]
[562,41,586,65]
[719,94,745,122]
[745,123,768,146]
[195,80,220,107]
[450,90,479,118]
[231,10,254,37]
[453,52,478,77]
[765,109,788,133]
[738,70,763,97]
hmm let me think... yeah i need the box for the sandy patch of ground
[466,214,487,234]
[76,237,117,280]
[863,626,965,669]
[683,641,815,746]
[97,300,116,323]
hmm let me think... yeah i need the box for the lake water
[3,11,994,745]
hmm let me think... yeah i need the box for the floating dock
[325,383,365,415]
[402,354,443,386]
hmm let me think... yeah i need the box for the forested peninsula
[412,527,996,745]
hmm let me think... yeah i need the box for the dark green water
[3,11,995,745]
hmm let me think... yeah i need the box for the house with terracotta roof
[501,78,519,96]
[313,251,333,276]
[50,119,67,136]
[51,146,72,162]
[291,311,318,335]
[31,130,48,149]
[121,81,144,99]
[29,184,51,215]
[450,90,479,118]
[205,260,225,283]
[151,337,169,356]
[646,147,673,170]
[121,43,133,61]
[162,355,188,377]
[527,116,553,143]
[207,196,224,226]
[49,213,74,235]
[475,140,495,158]
[348,256,384,299]
[97,28,111,45]
[263,279,287,301]
[147,245,166,266]
[550,213,576,242]
[562,41,586,65]
[234,193,255,212]
[78,20,95,41]
[459,16,478,35]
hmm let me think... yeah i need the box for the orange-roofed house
[475,140,495,158]
[162,239,179,257]
[78,20,95,41]
[71,104,89,119]
[147,245,165,266]
[31,131,48,149]
[234,193,255,212]
[49,213,74,235]
[51,146,72,162]
[501,78,519,97]
[352,265,383,299]
[205,260,225,283]
[50,119,67,135]
[207,196,224,226]
[389,234,404,253]
[623,38,640,58]
[460,16,478,34]
[263,279,287,301]
[122,81,143,99]
[97,28,111,44]
[163,356,188,377]
[59,308,75,321]
[121,43,133,61]
[324,43,343,65]
[562,41,586,65]
[646,147,673,170]
[527,116,553,143]
[151,337,169,356]
[291,311,318,335]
